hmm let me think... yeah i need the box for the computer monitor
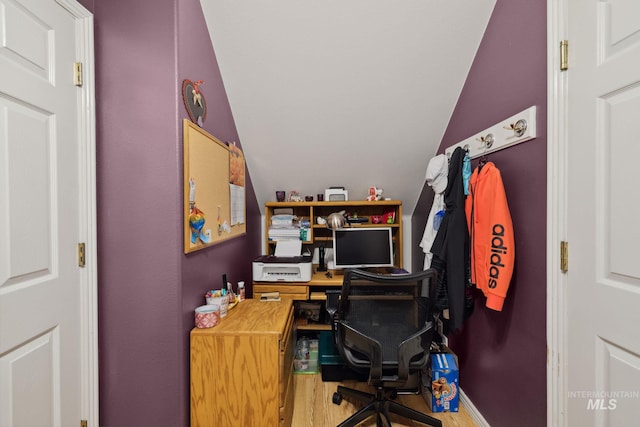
[332,227,394,269]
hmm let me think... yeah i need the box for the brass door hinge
[560,40,569,71]
[80,420,88,427]
[74,62,83,86]
[560,241,568,272]
[78,243,86,268]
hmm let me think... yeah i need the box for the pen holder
[207,295,229,317]
[195,305,220,328]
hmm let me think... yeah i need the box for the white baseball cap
[425,154,448,194]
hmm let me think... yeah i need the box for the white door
[0,0,96,426]
[565,0,640,425]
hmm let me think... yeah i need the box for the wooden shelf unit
[256,200,403,332]
[265,200,403,268]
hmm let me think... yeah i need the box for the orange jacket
[465,162,514,311]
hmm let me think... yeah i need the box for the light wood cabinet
[190,299,295,427]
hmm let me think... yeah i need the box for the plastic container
[294,338,319,374]
[237,281,245,302]
[207,295,229,317]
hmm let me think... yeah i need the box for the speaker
[318,246,327,272]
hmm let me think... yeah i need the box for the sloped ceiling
[200,0,496,216]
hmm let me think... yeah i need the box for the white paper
[230,184,245,225]
[275,239,302,257]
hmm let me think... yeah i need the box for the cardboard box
[423,351,459,412]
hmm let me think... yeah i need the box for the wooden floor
[292,373,478,427]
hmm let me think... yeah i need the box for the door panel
[0,329,59,427]
[605,88,640,279]
[0,0,88,425]
[567,0,640,425]
[1,100,53,285]
[595,339,640,426]
[602,0,640,58]
[0,0,53,80]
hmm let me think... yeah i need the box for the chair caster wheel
[332,392,343,405]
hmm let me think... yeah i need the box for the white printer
[252,255,313,282]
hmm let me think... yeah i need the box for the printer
[252,255,313,282]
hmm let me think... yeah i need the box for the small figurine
[288,190,303,202]
[366,187,384,201]
[192,80,204,108]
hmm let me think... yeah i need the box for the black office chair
[331,268,442,427]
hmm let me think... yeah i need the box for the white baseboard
[460,388,491,427]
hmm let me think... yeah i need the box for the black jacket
[430,147,470,332]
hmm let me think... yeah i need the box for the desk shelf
[264,200,403,267]
[259,200,403,332]
[309,292,327,301]
[298,323,332,331]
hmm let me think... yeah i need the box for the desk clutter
[194,274,245,328]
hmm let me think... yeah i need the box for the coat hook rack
[444,106,537,160]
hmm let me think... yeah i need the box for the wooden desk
[190,299,295,427]
[253,268,342,298]
[253,267,411,331]
[253,268,343,331]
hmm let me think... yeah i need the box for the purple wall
[412,1,547,426]
[176,1,262,425]
[88,0,261,425]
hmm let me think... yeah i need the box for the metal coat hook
[448,143,470,160]
[504,119,528,137]
[476,133,494,150]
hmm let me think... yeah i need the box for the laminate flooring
[292,374,478,427]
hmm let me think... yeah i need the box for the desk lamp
[318,211,347,272]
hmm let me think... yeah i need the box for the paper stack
[268,214,310,242]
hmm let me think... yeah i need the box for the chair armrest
[397,321,434,380]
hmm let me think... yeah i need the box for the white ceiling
[200,0,496,216]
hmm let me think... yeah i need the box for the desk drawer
[280,307,295,406]
[279,369,294,427]
[254,284,309,300]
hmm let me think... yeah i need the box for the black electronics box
[319,331,367,382]
[319,331,421,392]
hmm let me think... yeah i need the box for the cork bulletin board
[183,119,246,253]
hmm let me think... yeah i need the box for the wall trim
[460,388,491,427]
[57,0,99,425]
[402,214,412,272]
[546,1,568,426]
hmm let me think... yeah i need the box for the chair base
[333,385,442,427]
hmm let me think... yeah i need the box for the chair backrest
[334,268,437,386]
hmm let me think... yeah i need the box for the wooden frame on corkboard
[183,119,246,253]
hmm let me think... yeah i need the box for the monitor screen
[332,227,394,269]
